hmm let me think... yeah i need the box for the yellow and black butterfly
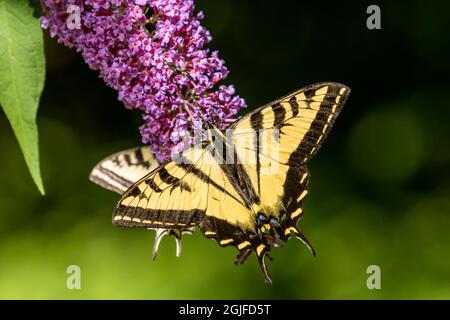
[90,82,350,283]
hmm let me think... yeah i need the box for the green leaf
[0,0,46,195]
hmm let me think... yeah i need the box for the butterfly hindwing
[89,146,159,194]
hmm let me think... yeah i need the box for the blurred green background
[0,1,449,299]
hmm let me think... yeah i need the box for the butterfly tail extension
[257,250,273,284]
[170,228,194,257]
[249,211,316,283]
[150,227,195,260]
[255,215,316,283]
[250,237,274,284]
[279,205,316,256]
[295,231,316,257]
[151,229,169,261]
[234,237,274,284]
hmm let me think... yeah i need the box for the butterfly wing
[229,82,350,241]
[89,146,159,194]
[113,139,254,234]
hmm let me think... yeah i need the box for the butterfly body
[90,82,350,283]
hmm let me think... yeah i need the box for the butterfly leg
[234,249,252,265]
[151,228,195,260]
[267,225,286,249]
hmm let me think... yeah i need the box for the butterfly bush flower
[41,0,246,161]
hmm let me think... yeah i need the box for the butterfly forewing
[228,83,350,223]
[231,82,349,164]
[113,142,255,232]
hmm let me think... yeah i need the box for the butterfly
[90,82,350,283]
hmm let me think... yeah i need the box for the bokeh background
[0,0,449,299]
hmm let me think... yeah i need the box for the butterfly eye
[257,214,267,223]
[269,218,280,228]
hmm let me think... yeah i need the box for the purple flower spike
[41,0,246,162]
